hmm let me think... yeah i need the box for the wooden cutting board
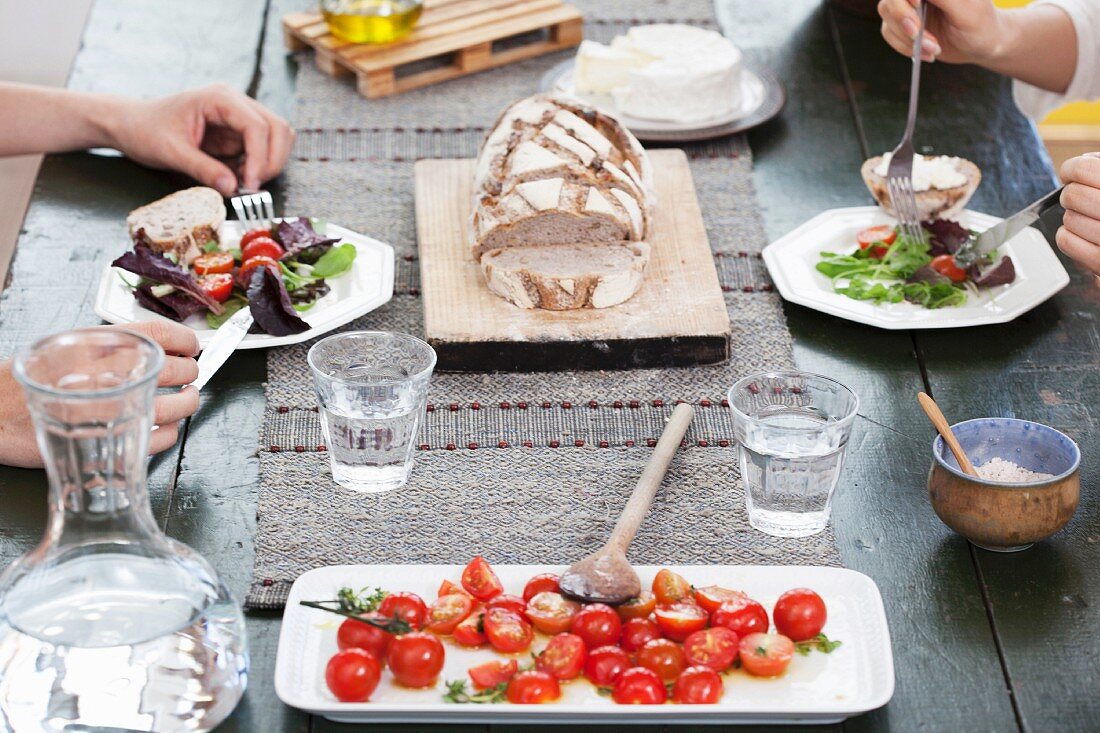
[414,149,730,372]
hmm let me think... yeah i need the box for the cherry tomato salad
[112,217,357,337]
[302,558,843,706]
[816,218,1016,309]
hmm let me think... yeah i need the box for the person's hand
[1057,155,1100,277]
[107,84,294,196]
[0,321,201,469]
[878,0,1004,63]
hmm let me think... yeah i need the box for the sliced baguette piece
[481,241,650,310]
[861,156,981,221]
[126,187,225,267]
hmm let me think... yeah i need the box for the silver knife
[953,186,1064,268]
[190,307,254,392]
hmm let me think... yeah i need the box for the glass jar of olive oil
[321,0,424,44]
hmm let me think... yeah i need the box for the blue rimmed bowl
[928,418,1080,552]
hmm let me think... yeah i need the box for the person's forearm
[0,82,134,157]
[978,5,1077,94]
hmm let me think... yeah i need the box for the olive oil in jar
[321,0,423,44]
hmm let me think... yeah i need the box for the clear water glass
[728,371,859,538]
[308,331,436,493]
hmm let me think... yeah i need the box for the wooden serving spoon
[558,402,695,605]
[917,392,979,477]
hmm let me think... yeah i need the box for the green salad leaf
[311,243,357,279]
[205,296,247,328]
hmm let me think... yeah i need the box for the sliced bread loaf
[480,241,650,310]
[126,186,225,267]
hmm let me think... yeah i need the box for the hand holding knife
[952,186,1064,269]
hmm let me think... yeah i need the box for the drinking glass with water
[728,371,859,538]
[308,331,436,492]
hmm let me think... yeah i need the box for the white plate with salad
[94,217,395,349]
[762,207,1070,329]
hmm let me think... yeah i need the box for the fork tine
[259,191,275,229]
[231,196,247,223]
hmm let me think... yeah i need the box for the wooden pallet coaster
[283,0,583,99]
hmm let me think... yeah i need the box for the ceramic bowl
[928,418,1080,552]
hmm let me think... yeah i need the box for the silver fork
[886,0,928,244]
[230,188,275,230]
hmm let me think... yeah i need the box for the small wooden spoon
[558,403,695,605]
[918,392,979,477]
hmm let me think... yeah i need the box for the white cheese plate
[763,207,1070,329]
[275,563,894,725]
[94,219,395,349]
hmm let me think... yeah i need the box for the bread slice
[861,156,981,221]
[126,187,225,267]
[481,242,650,310]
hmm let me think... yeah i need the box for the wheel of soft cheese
[575,25,743,124]
[480,242,651,310]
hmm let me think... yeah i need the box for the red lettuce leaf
[969,256,1017,287]
[276,218,338,262]
[134,284,209,322]
[922,219,972,256]
[246,267,310,336]
[113,244,224,315]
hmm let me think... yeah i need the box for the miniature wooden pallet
[282,0,583,99]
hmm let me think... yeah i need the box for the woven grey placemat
[247,0,841,609]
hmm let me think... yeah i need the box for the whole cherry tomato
[672,666,724,704]
[571,603,622,648]
[461,556,504,601]
[583,645,632,687]
[536,632,587,681]
[387,632,445,688]
[241,235,284,261]
[619,617,661,653]
[525,591,580,635]
[522,573,561,602]
[484,607,534,653]
[452,610,486,647]
[336,612,393,659]
[653,601,709,642]
[636,638,686,683]
[739,632,795,678]
[486,593,527,616]
[652,568,693,605]
[424,593,474,635]
[506,670,561,704]
[682,627,739,672]
[468,658,517,690]
[772,588,827,642]
[710,596,769,638]
[694,585,748,614]
[325,648,381,702]
[378,591,427,631]
[198,273,233,303]
[616,590,657,621]
[193,251,234,275]
[611,667,667,705]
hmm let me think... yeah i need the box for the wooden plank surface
[416,150,731,371]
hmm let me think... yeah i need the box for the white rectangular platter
[762,206,1070,329]
[274,564,894,725]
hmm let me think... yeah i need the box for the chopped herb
[203,240,220,253]
[794,633,843,656]
[595,687,613,697]
[442,680,507,704]
[227,247,242,262]
[336,585,389,614]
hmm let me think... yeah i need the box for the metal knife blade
[954,186,1064,268]
[191,307,254,392]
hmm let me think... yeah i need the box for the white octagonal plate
[94,219,395,349]
[762,207,1070,329]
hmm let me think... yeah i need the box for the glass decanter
[0,329,248,732]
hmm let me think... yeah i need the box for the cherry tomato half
[619,617,661,653]
[710,596,769,638]
[773,588,827,642]
[240,228,275,249]
[652,568,693,605]
[525,591,580,635]
[536,632,587,681]
[461,556,504,601]
[612,667,667,705]
[325,648,381,702]
[193,251,235,275]
[468,658,517,690]
[425,593,474,635]
[931,254,968,283]
[682,627,739,672]
[487,593,527,616]
[856,225,897,259]
[739,632,795,678]
[378,592,427,631]
[336,612,393,659]
[387,632,445,688]
[654,601,709,642]
[522,573,561,602]
[438,579,471,599]
[571,603,622,648]
[584,645,632,687]
[672,666,724,704]
[694,585,748,615]
[506,670,561,704]
[452,610,486,647]
[616,590,657,621]
[241,235,284,262]
[198,273,233,303]
[636,638,686,683]
[237,255,281,289]
[484,607,534,653]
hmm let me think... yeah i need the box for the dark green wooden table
[1,1,1096,731]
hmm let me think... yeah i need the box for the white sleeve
[1013,0,1100,119]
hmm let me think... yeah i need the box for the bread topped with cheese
[469,93,655,310]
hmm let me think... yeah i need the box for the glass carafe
[0,329,248,732]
